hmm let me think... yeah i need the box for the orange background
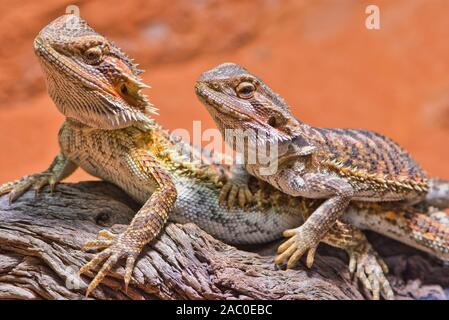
[0,0,448,183]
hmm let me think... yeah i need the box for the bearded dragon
[0,15,448,300]
[195,62,449,290]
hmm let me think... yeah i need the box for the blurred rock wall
[0,0,448,183]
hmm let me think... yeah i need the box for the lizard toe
[97,229,117,240]
[218,182,232,205]
[33,175,54,196]
[227,184,239,208]
[124,256,137,292]
[85,253,119,297]
[286,248,306,269]
[8,178,35,204]
[0,179,21,196]
[81,239,114,250]
[79,248,111,275]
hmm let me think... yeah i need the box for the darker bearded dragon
[196,62,449,298]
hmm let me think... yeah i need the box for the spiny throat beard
[40,57,156,130]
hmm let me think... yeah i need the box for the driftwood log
[0,182,447,300]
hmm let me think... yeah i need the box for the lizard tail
[342,203,449,262]
[409,210,449,261]
[425,178,449,210]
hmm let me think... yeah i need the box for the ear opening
[291,135,316,155]
[267,116,277,127]
[266,114,288,128]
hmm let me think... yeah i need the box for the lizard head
[34,14,157,129]
[195,63,315,156]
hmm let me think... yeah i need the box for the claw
[369,273,380,300]
[34,177,49,195]
[85,254,119,297]
[375,252,389,273]
[357,266,372,291]
[8,179,34,204]
[306,246,317,268]
[382,280,395,300]
[286,248,303,269]
[97,229,116,240]
[79,230,143,297]
[275,242,296,265]
[349,253,357,274]
[0,180,18,196]
[124,256,136,292]
[49,180,57,193]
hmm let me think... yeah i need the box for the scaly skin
[0,16,448,300]
[195,63,448,283]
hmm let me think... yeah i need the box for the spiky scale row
[139,127,224,187]
[320,158,429,194]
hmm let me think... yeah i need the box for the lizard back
[309,127,428,194]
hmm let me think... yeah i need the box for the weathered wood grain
[0,182,447,300]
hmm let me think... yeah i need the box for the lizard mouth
[195,82,252,121]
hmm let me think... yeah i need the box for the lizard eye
[236,82,255,99]
[84,46,102,64]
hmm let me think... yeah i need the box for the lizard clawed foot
[216,164,253,209]
[219,180,253,209]
[80,230,141,297]
[275,227,320,269]
[348,245,394,300]
[0,173,58,204]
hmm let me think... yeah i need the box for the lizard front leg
[275,173,354,268]
[79,149,177,297]
[322,221,393,300]
[0,153,77,203]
